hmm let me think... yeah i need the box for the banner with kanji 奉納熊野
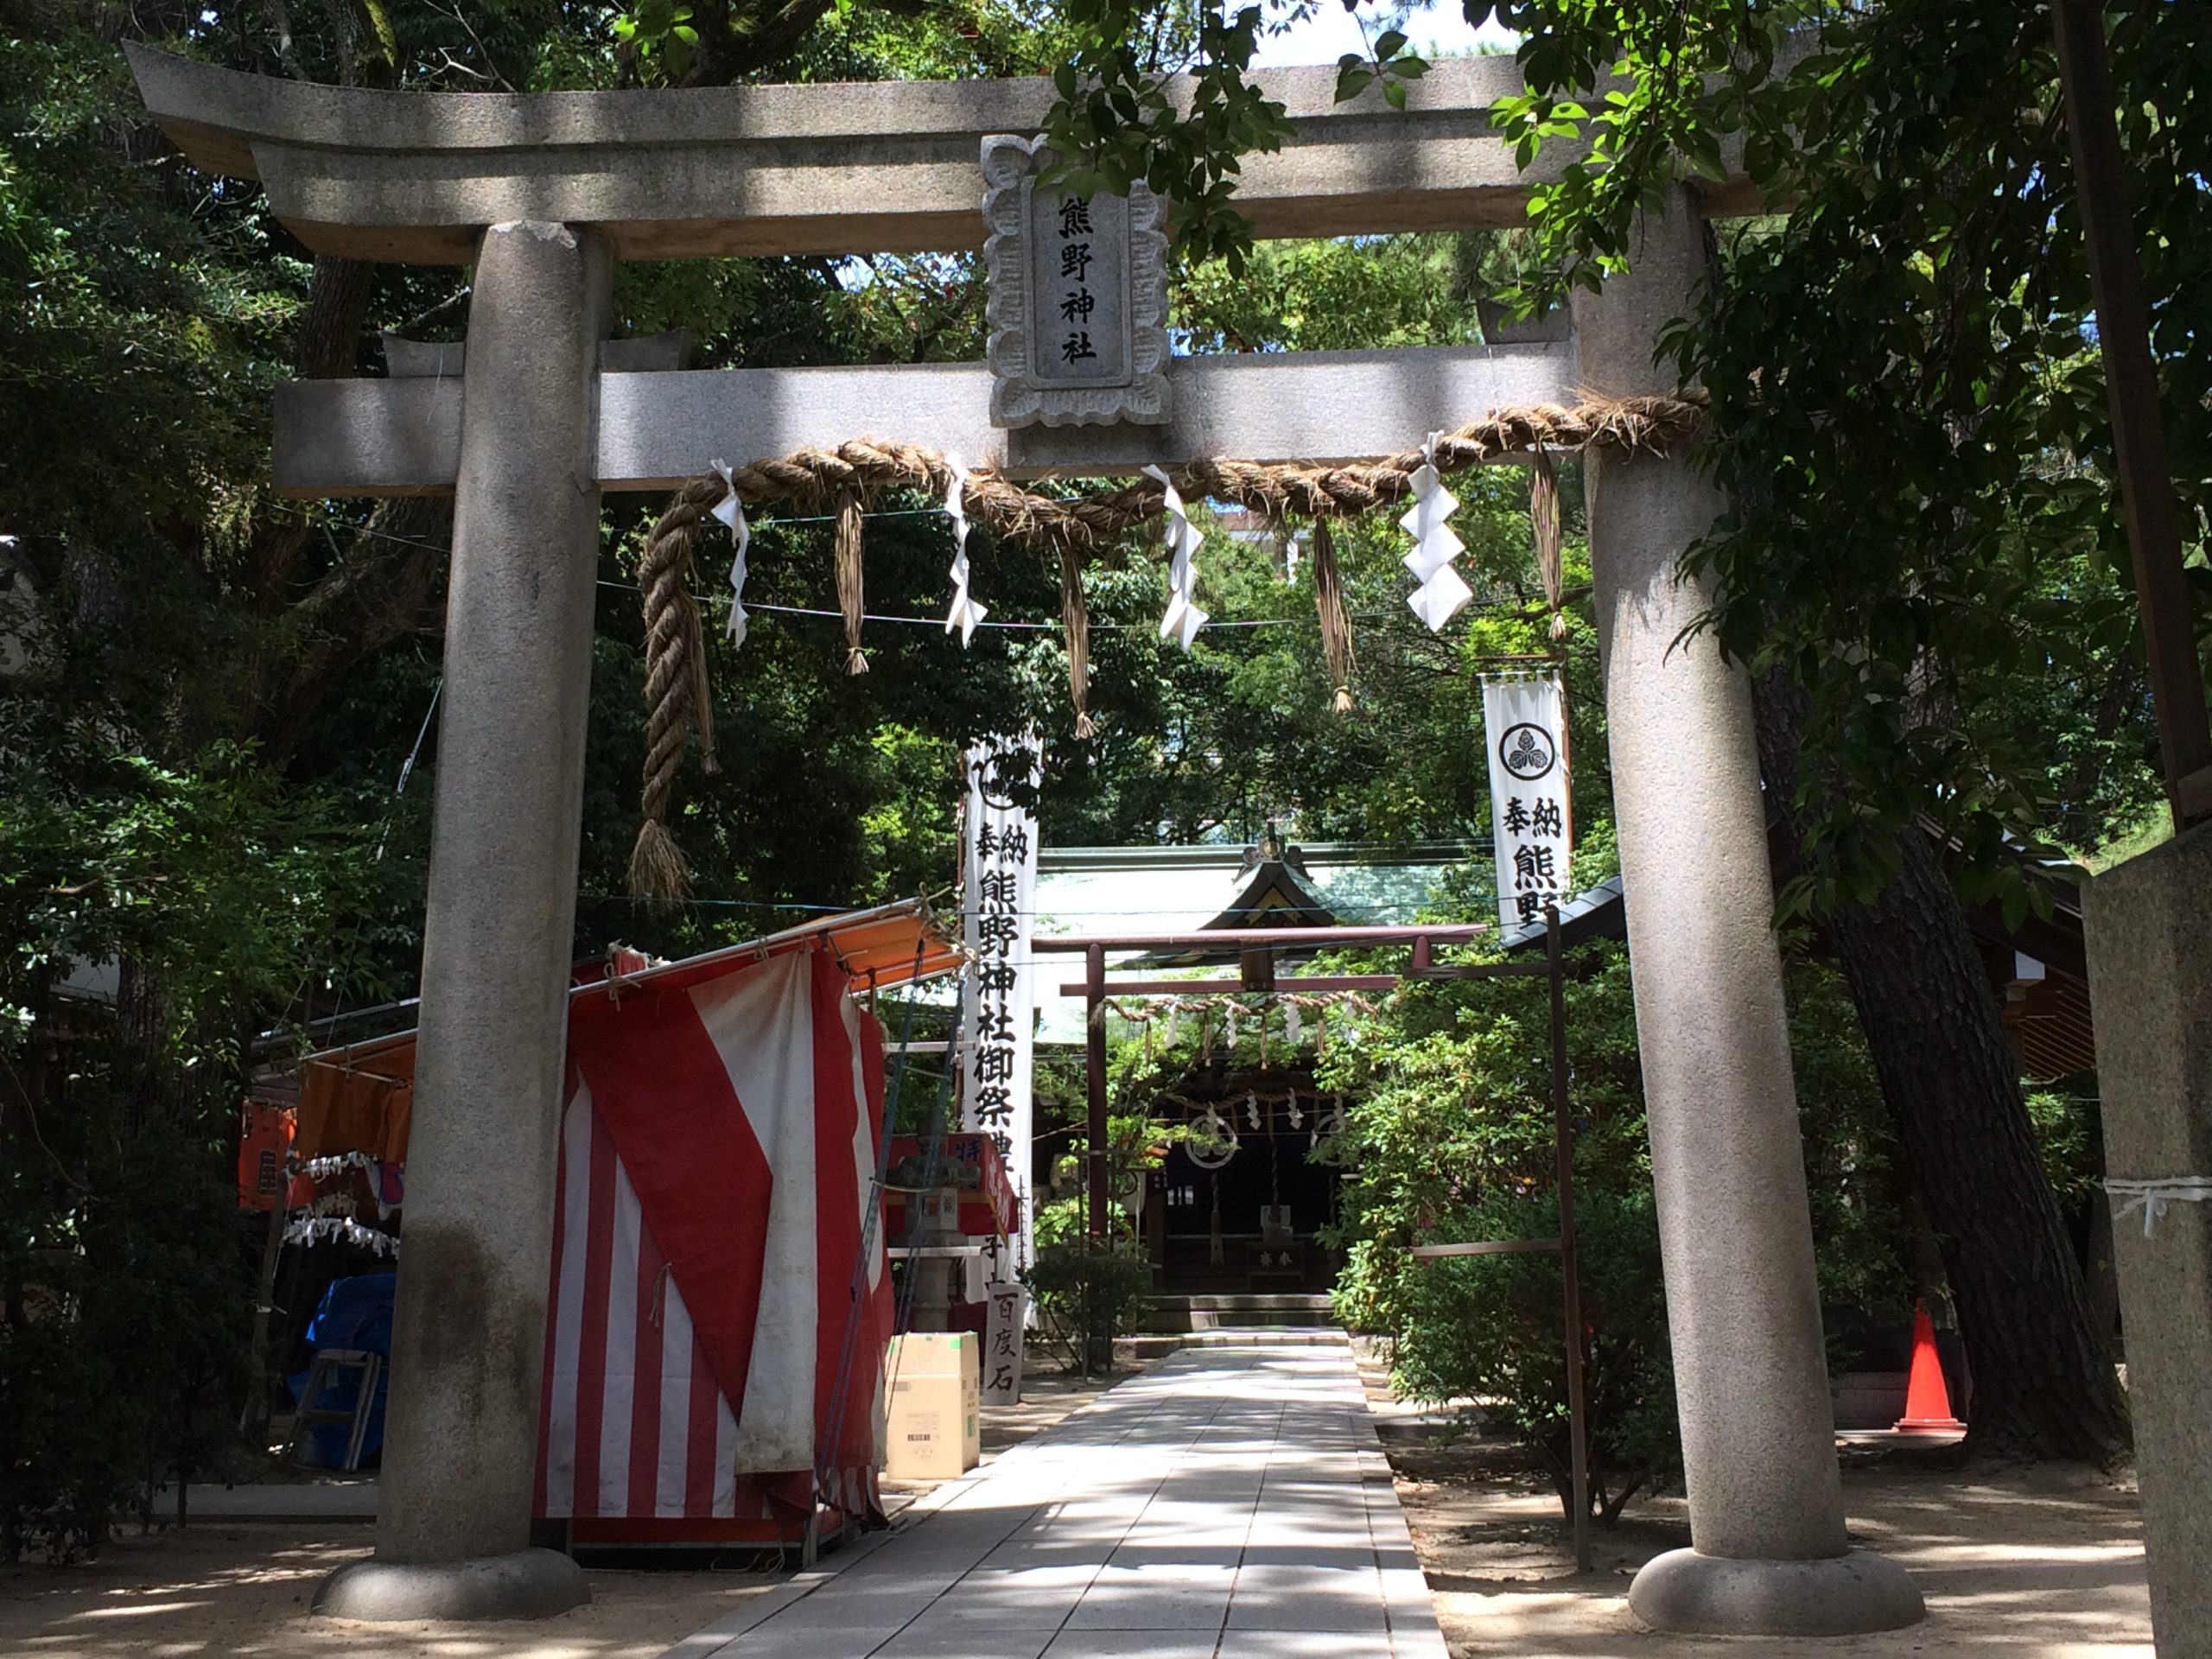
[1482,673,1573,929]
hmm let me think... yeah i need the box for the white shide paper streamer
[1401,432,1472,632]
[1144,464,1209,650]
[283,1215,400,1256]
[711,459,752,646]
[942,453,987,645]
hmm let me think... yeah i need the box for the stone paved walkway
[669,1344,1446,1659]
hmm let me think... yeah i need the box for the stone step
[1141,1293,1341,1333]
[1120,1327,1354,1361]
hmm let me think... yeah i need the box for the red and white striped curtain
[535,946,889,1525]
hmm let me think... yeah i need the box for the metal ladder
[288,1348,383,1471]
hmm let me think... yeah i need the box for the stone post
[315,219,608,1622]
[1572,189,1921,1637]
[2082,822,2212,1654]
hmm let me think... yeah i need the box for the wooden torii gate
[128,43,1920,1637]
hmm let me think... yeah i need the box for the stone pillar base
[1629,1547,1924,1637]
[314,1548,589,1622]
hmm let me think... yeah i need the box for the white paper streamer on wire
[283,1215,399,1257]
[2106,1175,2212,1236]
[1144,465,1209,650]
[941,454,987,645]
[711,459,753,646]
[302,1151,374,1181]
[1400,432,1472,631]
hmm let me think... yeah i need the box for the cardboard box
[885,1333,981,1479]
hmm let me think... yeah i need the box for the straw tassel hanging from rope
[1060,545,1096,740]
[1310,518,1357,714]
[836,490,868,674]
[1530,442,1567,642]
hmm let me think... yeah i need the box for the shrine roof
[1034,840,1471,938]
[1032,840,1471,1043]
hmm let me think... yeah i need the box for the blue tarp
[288,1272,395,1467]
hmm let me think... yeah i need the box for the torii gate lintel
[271,343,1580,498]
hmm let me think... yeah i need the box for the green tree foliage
[0,729,411,1556]
[1325,944,1905,1520]
[1179,232,1485,354]
[1476,0,2167,1463]
[1649,6,2188,911]
[1009,0,2190,895]
[1006,0,2164,1464]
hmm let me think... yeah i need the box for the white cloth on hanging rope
[2106,1175,2212,1236]
[1145,464,1209,650]
[941,453,987,645]
[711,458,753,646]
[1401,431,1472,631]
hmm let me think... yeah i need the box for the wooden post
[1084,944,1111,1372]
[1549,906,1592,1573]
[2050,0,2212,825]
[1085,944,1109,1240]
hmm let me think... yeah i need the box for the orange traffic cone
[1892,1300,1966,1433]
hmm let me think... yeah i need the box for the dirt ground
[3,1357,2154,1659]
[0,1525,770,1659]
[0,1370,1128,1659]
[1384,1421,2152,1658]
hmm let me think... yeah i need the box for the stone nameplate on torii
[982,135,1168,429]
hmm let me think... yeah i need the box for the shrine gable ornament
[982,135,1170,429]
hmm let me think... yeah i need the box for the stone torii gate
[130,43,1921,1636]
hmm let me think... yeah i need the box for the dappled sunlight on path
[1395,1431,2149,1657]
[0,1529,773,1659]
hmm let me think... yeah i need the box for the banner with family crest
[959,734,1040,1281]
[1481,673,1573,929]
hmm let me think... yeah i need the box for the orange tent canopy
[296,899,959,1149]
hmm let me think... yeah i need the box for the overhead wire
[265,502,1576,635]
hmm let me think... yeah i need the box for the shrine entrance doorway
[1148,1107,1343,1297]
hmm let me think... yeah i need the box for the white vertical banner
[960,734,1041,1281]
[1482,673,1573,929]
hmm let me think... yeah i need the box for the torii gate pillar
[315,219,607,1620]
[1574,189,1922,1637]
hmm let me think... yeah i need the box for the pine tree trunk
[1754,676,2130,1463]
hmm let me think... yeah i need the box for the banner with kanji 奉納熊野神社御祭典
[1482,672,1572,929]
[960,734,1039,1285]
